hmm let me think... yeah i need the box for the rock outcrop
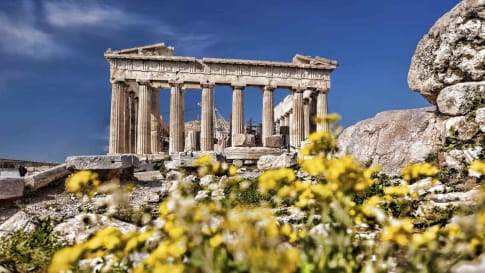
[408,0,485,104]
[338,107,445,174]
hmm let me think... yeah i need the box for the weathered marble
[65,155,139,170]
[408,0,485,104]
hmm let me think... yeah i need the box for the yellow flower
[209,234,224,248]
[228,165,238,176]
[195,154,212,166]
[381,218,414,247]
[412,225,439,247]
[65,170,100,194]
[384,185,409,196]
[470,160,485,175]
[401,163,438,183]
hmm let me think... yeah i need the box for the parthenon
[105,42,337,156]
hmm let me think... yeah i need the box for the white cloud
[44,1,174,35]
[0,13,64,59]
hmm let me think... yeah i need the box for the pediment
[106,42,174,56]
[293,54,338,67]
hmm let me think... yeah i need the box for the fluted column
[262,86,274,147]
[109,81,126,154]
[289,112,294,146]
[122,89,130,153]
[201,83,214,151]
[136,82,151,154]
[303,97,311,139]
[316,90,329,132]
[292,89,304,147]
[283,114,290,127]
[310,94,317,133]
[126,92,135,153]
[169,83,185,154]
[231,85,245,147]
[151,88,161,154]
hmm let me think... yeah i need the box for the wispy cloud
[0,1,216,60]
[0,13,64,59]
[44,1,174,35]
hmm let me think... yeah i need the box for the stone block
[0,177,24,200]
[24,164,71,190]
[444,116,479,141]
[264,135,284,148]
[225,147,285,160]
[257,153,297,170]
[232,134,255,147]
[66,155,139,170]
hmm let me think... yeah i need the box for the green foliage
[0,216,62,273]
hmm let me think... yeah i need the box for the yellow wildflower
[209,234,224,248]
[401,163,438,183]
[381,218,414,247]
[65,170,100,194]
[412,225,439,247]
[469,160,485,175]
[384,185,409,196]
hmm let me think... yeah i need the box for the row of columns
[109,81,329,155]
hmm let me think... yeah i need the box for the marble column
[126,92,135,153]
[289,112,294,147]
[231,85,245,147]
[292,90,304,147]
[109,81,126,154]
[262,86,274,147]
[169,83,185,154]
[132,97,138,153]
[316,90,329,132]
[310,93,317,133]
[303,97,311,139]
[136,82,151,154]
[122,89,130,153]
[200,83,214,151]
[151,88,161,154]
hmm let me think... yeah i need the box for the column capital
[316,88,329,94]
[110,78,127,85]
[231,83,246,89]
[200,81,215,89]
[169,81,184,88]
[136,79,152,87]
[263,85,275,92]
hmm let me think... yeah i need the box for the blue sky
[0,0,460,162]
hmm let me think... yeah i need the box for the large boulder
[437,82,485,115]
[408,0,485,104]
[338,107,445,174]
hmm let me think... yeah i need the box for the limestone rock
[232,134,255,147]
[409,177,445,196]
[53,213,137,245]
[264,135,284,148]
[24,164,71,190]
[338,107,445,174]
[0,177,24,200]
[225,147,285,160]
[453,254,485,273]
[0,211,35,238]
[437,82,485,115]
[257,153,297,170]
[408,0,485,104]
[444,116,479,141]
[476,107,485,132]
[66,155,139,170]
[464,147,483,163]
[444,150,465,169]
[432,188,481,203]
[134,170,163,182]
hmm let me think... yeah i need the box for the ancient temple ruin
[105,42,337,158]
